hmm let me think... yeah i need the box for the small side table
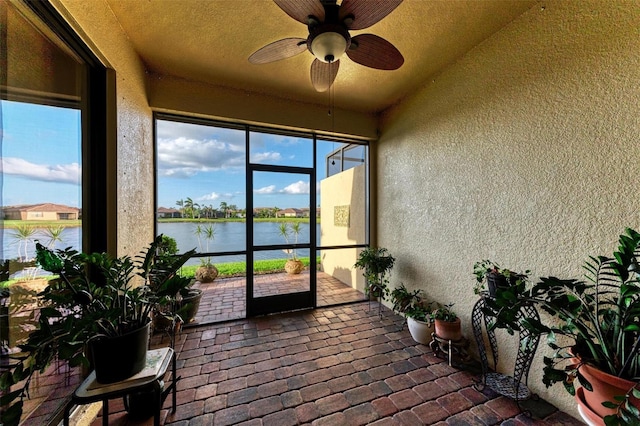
[429,333,471,366]
[63,347,175,426]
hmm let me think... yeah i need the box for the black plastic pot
[90,321,151,384]
[485,272,508,297]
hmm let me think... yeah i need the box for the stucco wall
[53,0,154,257]
[148,74,378,140]
[320,165,367,291]
[378,0,640,418]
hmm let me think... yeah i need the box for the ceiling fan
[249,0,404,92]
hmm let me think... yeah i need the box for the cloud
[157,121,245,147]
[255,185,276,194]
[157,136,245,177]
[250,152,282,163]
[281,181,309,195]
[197,192,237,203]
[1,157,80,184]
[198,192,221,201]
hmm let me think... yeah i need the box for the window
[1,1,110,424]
[155,114,370,320]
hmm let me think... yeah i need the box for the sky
[1,100,81,208]
[0,100,345,211]
[157,119,337,210]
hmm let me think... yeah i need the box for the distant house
[3,203,80,221]
[157,207,182,218]
[276,208,303,218]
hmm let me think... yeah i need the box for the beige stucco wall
[148,74,378,140]
[378,0,640,419]
[52,0,154,257]
[320,165,367,292]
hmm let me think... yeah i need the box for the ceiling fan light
[311,31,347,63]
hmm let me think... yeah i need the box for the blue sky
[1,100,81,208]
[157,119,337,210]
[1,101,341,211]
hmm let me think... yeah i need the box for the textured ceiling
[105,0,537,114]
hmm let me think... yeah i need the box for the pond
[2,222,319,267]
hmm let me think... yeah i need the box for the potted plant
[487,228,640,425]
[473,260,529,297]
[354,247,395,301]
[432,303,462,341]
[140,235,199,326]
[391,283,434,344]
[0,237,192,426]
[279,222,304,275]
[194,224,219,283]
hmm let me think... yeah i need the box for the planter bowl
[285,259,304,275]
[180,289,203,323]
[407,317,434,345]
[196,265,218,283]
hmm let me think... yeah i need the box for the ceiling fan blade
[339,0,403,30]
[346,34,404,70]
[249,38,308,64]
[273,0,325,25]
[310,59,339,92]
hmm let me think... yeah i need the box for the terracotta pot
[284,259,304,275]
[576,362,640,420]
[576,387,604,426]
[434,318,462,341]
[407,317,434,345]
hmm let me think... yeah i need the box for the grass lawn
[1,257,321,288]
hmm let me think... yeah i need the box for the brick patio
[89,302,583,426]
[193,271,366,323]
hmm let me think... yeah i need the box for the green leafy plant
[194,224,216,267]
[11,225,37,263]
[391,283,433,322]
[354,247,395,301]
[487,228,640,424]
[0,236,193,426]
[432,303,458,322]
[278,222,301,261]
[472,259,529,295]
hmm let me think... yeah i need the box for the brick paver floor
[193,271,366,323]
[91,302,584,426]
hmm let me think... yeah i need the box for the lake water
[2,222,317,265]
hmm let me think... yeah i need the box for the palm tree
[41,225,65,249]
[228,204,238,218]
[219,201,228,219]
[193,223,216,265]
[175,199,184,218]
[184,197,198,219]
[12,225,37,262]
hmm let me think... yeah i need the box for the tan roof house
[157,207,182,218]
[3,203,80,221]
[276,208,303,218]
